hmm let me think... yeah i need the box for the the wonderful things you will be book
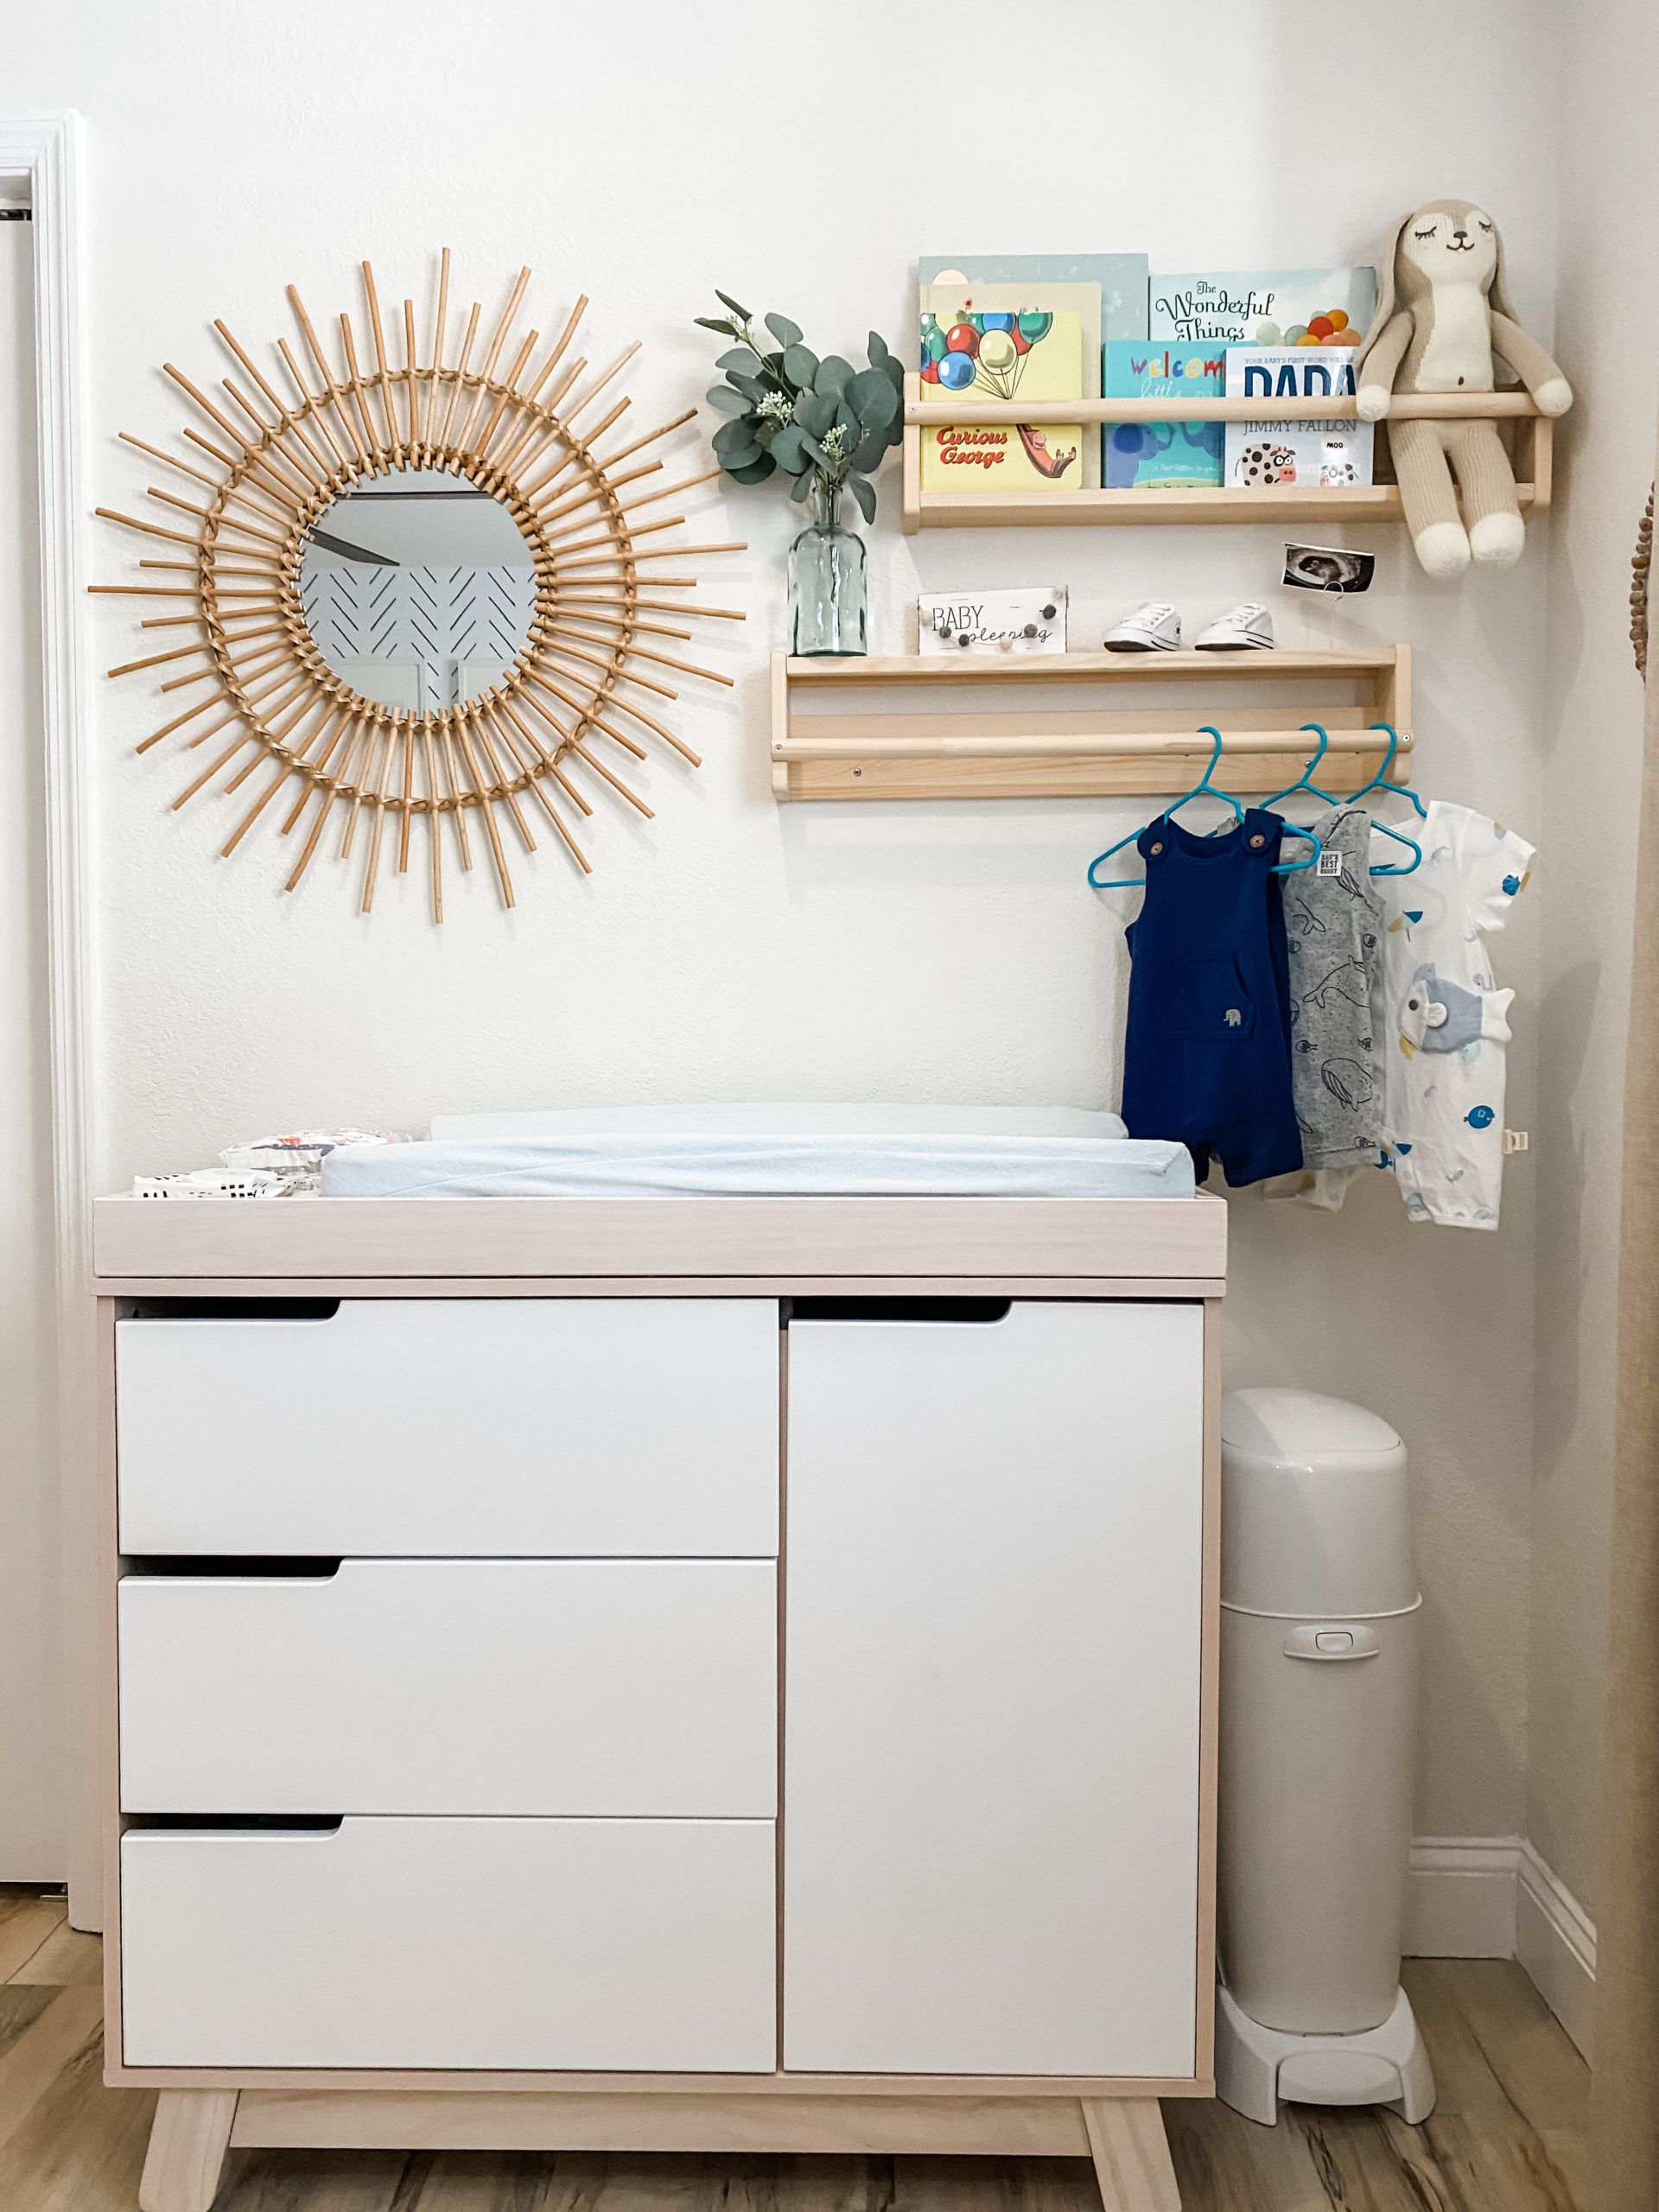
[1150,268,1376,348]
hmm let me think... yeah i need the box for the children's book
[919,255,1147,340]
[1222,347,1374,490]
[1149,268,1376,348]
[921,258,1142,484]
[919,282,1090,494]
[1102,340,1226,488]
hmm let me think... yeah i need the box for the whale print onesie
[1380,800,1533,1229]
[1283,800,1533,1223]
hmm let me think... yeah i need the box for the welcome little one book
[1102,340,1226,488]
[919,282,1089,495]
[1222,347,1375,488]
[1149,268,1377,348]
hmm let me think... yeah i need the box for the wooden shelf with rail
[769,645,1412,804]
[899,378,1554,532]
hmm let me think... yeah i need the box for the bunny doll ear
[1356,213,1414,368]
[1483,215,1529,391]
[1485,214,1522,324]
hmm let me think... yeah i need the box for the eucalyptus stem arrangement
[696,290,904,519]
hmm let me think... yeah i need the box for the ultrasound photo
[1283,543,1376,594]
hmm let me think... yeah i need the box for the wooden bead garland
[1633,484,1651,681]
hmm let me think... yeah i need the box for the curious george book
[919,283,1087,494]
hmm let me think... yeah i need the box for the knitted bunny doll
[1357,200,1572,579]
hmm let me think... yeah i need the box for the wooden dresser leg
[1081,2098,1181,2212]
[138,2090,238,2212]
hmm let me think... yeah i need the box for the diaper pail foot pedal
[1216,1980,1435,2126]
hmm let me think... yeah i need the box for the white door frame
[0,113,99,1924]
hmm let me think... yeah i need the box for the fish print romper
[1121,808,1303,1186]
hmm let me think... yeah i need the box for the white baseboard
[1405,1836,1522,1958]
[1515,1841,1598,2061]
[1406,1834,1597,2059]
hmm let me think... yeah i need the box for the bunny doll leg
[1389,419,1469,577]
[1447,418,1526,567]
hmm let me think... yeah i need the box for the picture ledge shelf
[769,645,1413,804]
[899,374,1554,532]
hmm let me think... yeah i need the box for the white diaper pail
[1215,1388,1435,2125]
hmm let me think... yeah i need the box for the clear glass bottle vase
[788,475,868,657]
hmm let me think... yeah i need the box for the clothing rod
[774,728,1413,762]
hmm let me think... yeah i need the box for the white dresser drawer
[118,1559,776,1817]
[115,1298,779,1555]
[120,1815,776,2070]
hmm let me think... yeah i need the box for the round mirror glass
[298,466,537,713]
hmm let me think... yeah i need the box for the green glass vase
[787,476,868,657]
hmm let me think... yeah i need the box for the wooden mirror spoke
[95,252,745,920]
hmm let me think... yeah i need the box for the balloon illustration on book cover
[921,308,1055,397]
[1252,309,1361,349]
[920,308,1075,480]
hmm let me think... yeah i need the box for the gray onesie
[1280,805,1386,1170]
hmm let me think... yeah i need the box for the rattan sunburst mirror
[94,252,744,920]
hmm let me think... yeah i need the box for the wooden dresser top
[92,1192,1227,1295]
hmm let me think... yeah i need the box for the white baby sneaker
[1103,601,1182,652]
[1194,601,1275,651]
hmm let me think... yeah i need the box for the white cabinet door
[784,1300,1204,2078]
[116,1299,779,1556]
[119,1560,776,1817]
[121,1816,776,2070]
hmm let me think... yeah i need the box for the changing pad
[321,1105,1193,1201]
[429,1103,1131,1141]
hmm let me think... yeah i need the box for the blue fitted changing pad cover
[321,1105,1194,1201]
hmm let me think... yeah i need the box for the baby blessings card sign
[918,585,1068,655]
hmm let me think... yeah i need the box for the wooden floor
[0,1885,1589,2211]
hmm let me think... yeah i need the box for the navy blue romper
[1120,807,1303,1186]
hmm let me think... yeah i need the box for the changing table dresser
[92,1192,1227,2212]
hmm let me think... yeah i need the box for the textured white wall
[10,0,1566,1841]
[1529,0,1659,1919]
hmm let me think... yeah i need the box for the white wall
[9,0,1567,1846]
[1529,0,1659,1923]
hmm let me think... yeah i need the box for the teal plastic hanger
[1272,723,1421,877]
[1349,721,1427,821]
[1087,727,1237,889]
[1344,721,1427,877]
[1087,726,1322,889]
[1266,721,1339,810]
